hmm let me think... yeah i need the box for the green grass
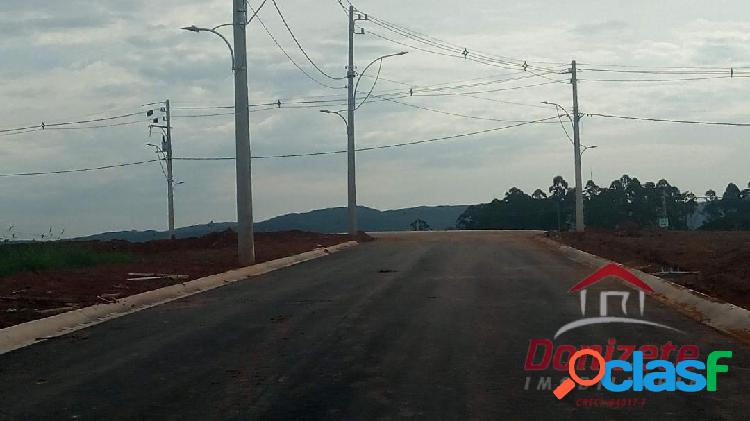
[0,242,133,278]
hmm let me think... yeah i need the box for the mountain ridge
[74,205,468,242]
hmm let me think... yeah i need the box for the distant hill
[74,205,468,242]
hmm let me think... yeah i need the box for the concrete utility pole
[233,0,255,265]
[571,60,585,232]
[164,99,175,240]
[346,5,358,237]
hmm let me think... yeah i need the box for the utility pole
[346,5,358,237]
[233,0,255,265]
[571,60,585,232]
[164,99,175,240]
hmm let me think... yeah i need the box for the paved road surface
[0,232,747,420]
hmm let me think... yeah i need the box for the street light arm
[182,26,236,70]
[354,60,382,110]
[353,52,408,99]
[320,110,348,126]
[580,145,598,155]
[542,101,573,122]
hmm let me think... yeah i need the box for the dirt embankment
[558,230,750,310]
[0,230,370,328]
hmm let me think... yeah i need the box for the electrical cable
[355,60,382,110]
[0,111,142,133]
[587,112,750,127]
[377,96,556,124]
[0,159,161,177]
[579,75,749,83]
[173,115,558,160]
[269,0,346,80]
[249,4,346,89]
[246,0,267,24]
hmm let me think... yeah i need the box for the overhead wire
[355,60,382,110]
[0,110,152,136]
[173,116,559,161]
[586,112,750,127]
[579,75,750,83]
[249,4,346,89]
[0,159,161,177]
[376,96,556,124]
[269,0,346,81]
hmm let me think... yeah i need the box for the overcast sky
[1,0,749,237]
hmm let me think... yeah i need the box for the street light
[182,0,255,265]
[541,101,572,122]
[181,26,235,69]
[581,145,598,155]
[330,51,407,237]
[320,109,348,126]
[543,99,589,232]
[352,52,408,103]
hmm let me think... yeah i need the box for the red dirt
[0,230,371,328]
[558,230,750,310]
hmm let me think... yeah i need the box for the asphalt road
[0,231,748,420]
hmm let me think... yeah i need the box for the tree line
[456,175,750,231]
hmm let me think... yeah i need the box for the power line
[451,94,551,109]
[173,106,279,118]
[377,96,556,124]
[362,11,566,73]
[0,110,151,136]
[579,67,749,75]
[579,75,750,83]
[348,1,750,78]
[577,64,750,73]
[343,0,750,77]
[388,79,567,99]
[172,68,564,111]
[173,98,349,111]
[269,0,346,81]
[46,120,146,131]
[171,73,565,113]
[366,29,526,72]
[586,112,750,127]
[246,0,268,24]
[249,4,346,89]
[371,71,544,94]
[355,60,382,110]
[174,116,558,160]
[366,15,524,68]
[0,159,160,177]
[1,116,557,177]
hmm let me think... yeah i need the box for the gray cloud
[571,20,628,37]
[2,0,750,237]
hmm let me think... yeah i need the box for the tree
[532,189,547,200]
[410,219,431,231]
[456,175,750,232]
[549,176,568,201]
[584,180,601,199]
[723,183,742,201]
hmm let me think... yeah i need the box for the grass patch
[0,242,133,278]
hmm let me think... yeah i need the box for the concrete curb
[547,237,750,345]
[0,241,359,355]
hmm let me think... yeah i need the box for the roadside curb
[545,237,750,346]
[0,241,359,355]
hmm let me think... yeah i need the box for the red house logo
[554,263,682,339]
